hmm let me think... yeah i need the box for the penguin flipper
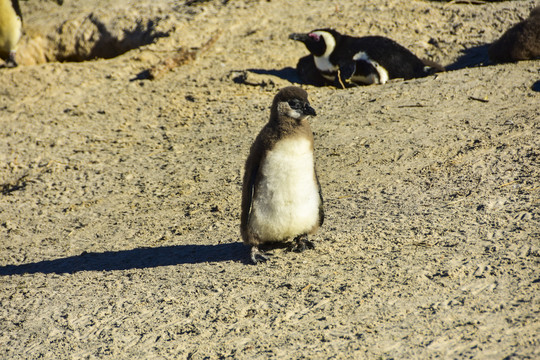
[241,142,261,242]
[331,61,355,88]
[11,0,23,22]
[247,164,258,215]
[348,58,385,85]
[338,61,356,82]
[241,164,258,230]
[315,169,324,227]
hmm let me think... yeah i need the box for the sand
[1,0,539,358]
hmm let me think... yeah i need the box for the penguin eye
[308,33,320,41]
[288,99,301,109]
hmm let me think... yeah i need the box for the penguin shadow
[0,243,251,275]
[243,67,303,84]
[445,44,492,71]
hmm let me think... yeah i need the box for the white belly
[0,2,22,54]
[249,138,320,242]
[314,55,338,73]
[352,51,389,84]
[351,73,379,85]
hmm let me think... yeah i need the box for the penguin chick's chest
[0,0,22,55]
[250,137,320,242]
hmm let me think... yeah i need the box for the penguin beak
[303,104,317,116]
[289,33,309,43]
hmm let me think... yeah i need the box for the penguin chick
[0,0,23,67]
[241,86,324,264]
[289,29,443,88]
[489,6,540,63]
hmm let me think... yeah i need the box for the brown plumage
[241,86,324,263]
[489,6,540,63]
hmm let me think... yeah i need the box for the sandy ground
[1,0,539,358]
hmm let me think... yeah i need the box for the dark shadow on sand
[446,44,491,71]
[0,243,249,275]
[247,67,301,83]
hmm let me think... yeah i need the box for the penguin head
[289,29,341,57]
[271,86,316,122]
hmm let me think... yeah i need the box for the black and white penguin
[0,0,23,67]
[489,6,540,64]
[289,28,443,87]
[241,86,324,264]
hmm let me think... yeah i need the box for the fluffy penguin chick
[241,86,324,264]
[0,0,23,67]
[489,6,540,63]
[290,28,443,87]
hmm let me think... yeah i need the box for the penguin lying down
[289,28,444,88]
[488,6,540,64]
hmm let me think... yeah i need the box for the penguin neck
[312,31,338,72]
[269,116,314,144]
[314,55,338,73]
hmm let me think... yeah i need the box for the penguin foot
[0,60,17,69]
[6,51,18,68]
[289,235,315,253]
[250,246,270,264]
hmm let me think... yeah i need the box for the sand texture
[1,0,539,358]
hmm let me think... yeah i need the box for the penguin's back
[489,6,540,63]
[337,36,429,79]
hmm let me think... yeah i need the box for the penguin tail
[421,58,445,74]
